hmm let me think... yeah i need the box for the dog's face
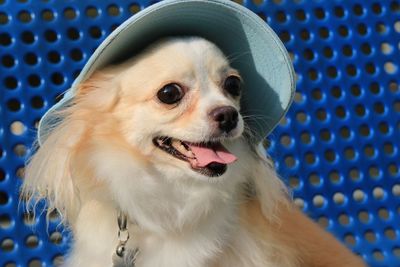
[109,38,244,179]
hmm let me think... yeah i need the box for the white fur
[22,37,288,267]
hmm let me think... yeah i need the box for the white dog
[22,37,365,267]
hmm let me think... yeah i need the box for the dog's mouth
[153,136,237,177]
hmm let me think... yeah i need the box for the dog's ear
[22,118,85,223]
[249,143,289,221]
[22,70,120,223]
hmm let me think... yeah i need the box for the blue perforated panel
[0,0,399,266]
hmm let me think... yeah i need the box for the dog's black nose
[209,106,239,133]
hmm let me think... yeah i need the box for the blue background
[0,0,399,266]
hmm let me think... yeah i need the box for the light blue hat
[38,0,295,145]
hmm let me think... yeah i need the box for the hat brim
[38,0,295,144]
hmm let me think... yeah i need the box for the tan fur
[234,199,366,267]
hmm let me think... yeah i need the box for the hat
[38,0,295,145]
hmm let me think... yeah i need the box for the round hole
[28,259,43,267]
[312,195,325,208]
[392,184,400,196]
[294,198,305,209]
[338,213,350,226]
[372,2,383,14]
[296,111,308,124]
[308,173,321,186]
[324,149,336,163]
[384,228,397,240]
[31,96,44,109]
[365,230,377,242]
[4,76,18,90]
[308,68,319,81]
[357,23,368,36]
[21,31,35,44]
[353,189,366,202]
[379,122,389,135]
[85,6,99,18]
[339,126,351,139]
[378,208,390,220]
[89,26,102,39]
[25,235,39,248]
[349,168,362,182]
[67,27,80,40]
[10,121,26,135]
[335,106,346,118]
[44,29,58,43]
[305,152,316,165]
[353,4,364,16]
[53,255,64,266]
[365,62,376,75]
[338,25,349,37]
[344,234,356,246]
[319,129,332,142]
[14,144,27,157]
[28,74,42,88]
[284,156,296,168]
[318,27,330,39]
[70,48,83,61]
[381,42,393,55]
[7,99,21,112]
[389,81,399,94]
[2,54,15,68]
[311,88,322,100]
[24,52,38,65]
[50,231,63,245]
[329,170,341,184]
[369,166,380,179]
[280,134,292,147]
[276,10,287,23]
[300,131,311,144]
[0,214,11,229]
[18,10,32,23]
[344,147,356,160]
[314,7,325,19]
[41,9,55,21]
[295,9,307,21]
[355,104,366,117]
[51,72,65,85]
[372,250,385,261]
[346,65,358,77]
[0,12,9,25]
[323,46,334,58]
[331,86,342,98]
[63,7,77,20]
[373,187,385,200]
[364,145,376,158]
[279,31,291,43]
[129,3,141,14]
[23,212,35,225]
[315,109,327,121]
[47,51,61,63]
[376,22,388,34]
[107,4,120,16]
[16,166,24,179]
[1,238,14,252]
[385,62,398,74]
[317,216,329,228]
[358,211,370,223]
[0,33,12,46]
[334,5,345,18]
[369,82,381,94]
[333,192,346,205]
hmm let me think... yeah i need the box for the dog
[22,37,366,267]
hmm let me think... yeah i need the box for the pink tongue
[187,143,237,168]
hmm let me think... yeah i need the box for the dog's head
[110,37,244,178]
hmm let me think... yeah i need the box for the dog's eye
[223,76,241,97]
[157,83,184,104]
